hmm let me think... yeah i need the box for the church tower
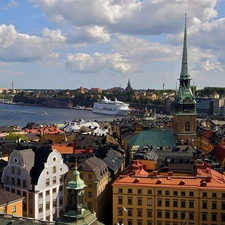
[125,79,133,91]
[173,14,197,146]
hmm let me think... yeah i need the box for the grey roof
[17,149,35,174]
[0,189,24,206]
[103,149,124,172]
[78,157,108,182]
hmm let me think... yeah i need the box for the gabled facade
[173,15,197,146]
[1,148,68,221]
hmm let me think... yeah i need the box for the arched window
[185,121,190,131]
[52,166,56,174]
[11,167,15,174]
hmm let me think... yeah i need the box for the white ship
[92,96,130,116]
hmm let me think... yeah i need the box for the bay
[0,103,124,128]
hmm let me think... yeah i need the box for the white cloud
[65,52,134,73]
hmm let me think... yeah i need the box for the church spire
[180,13,189,80]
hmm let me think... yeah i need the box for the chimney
[206,176,211,182]
[168,171,173,176]
[153,170,158,176]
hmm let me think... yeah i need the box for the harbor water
[0,103,125,128]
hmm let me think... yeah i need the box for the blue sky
[0,0,225,90]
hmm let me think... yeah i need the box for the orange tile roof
[112,161,225,190]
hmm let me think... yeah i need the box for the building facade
[1,147,68,221]
[112,160,225,225]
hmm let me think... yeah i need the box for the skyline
[0,0,225,90]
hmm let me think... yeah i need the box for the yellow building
[65,157,111,224]
[0,189,24,216]
[112,160,225,225]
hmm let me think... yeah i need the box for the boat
[92,96,130,116]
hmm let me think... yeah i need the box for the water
[0,103,124,128]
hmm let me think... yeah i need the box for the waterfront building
[1,147,68,221]
[112,160,225,225]
[173,15,197,146]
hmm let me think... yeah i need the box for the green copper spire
[180,13,189,80]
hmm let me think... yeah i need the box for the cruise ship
[92,96,130,116]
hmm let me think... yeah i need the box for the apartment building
[1,147,68,221]
[112,160,225,225]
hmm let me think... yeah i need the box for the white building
[1,147,68,221]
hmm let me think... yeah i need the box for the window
[157,211,162,218]
[22,192,26,197]
[189,191,194,196]
[118,188,123,193]
[189,212,194,220]
[46,178,50,186]
[11,167,15,174]
[128,209,132,216]
[157,190,162,195]
[59,185,63,191]
[53,176,57,184]
[118,197,123,204]
[5,187,9,191]
[17,168,20,175]
[23,180,27,188]
[173,191,178,196]
[11,188,15,193]
[165,211,170,218]
[222,193,225,198]
[137,221,142,225]
[39,204,43,213]
[157,199,162,206]
[202,213,207,221]
[147,198,152,206]
[52,166,56,173]
[165,190,170,195]
[147,221,152,225]
[59,175,63,182]
[128,198,132,205]
[222,202,225,210]
[181,212,186,219]
[128,220,132,225]
[118,208,123,216]
[88,174,92,180]
[221,214,225,222]
[12,206,16,213]
[138,189,142,194]
[165,200,170,207]
[202,192,207,197]
[11,177,15,185]
[17,178,21,186]
[185,121,190,131]
[17,190,21,195]
[181,201,186,208]
[173,200,178,207]
[88,202,92,209]
[39,192,43,198]
[53,188,57,193]
[137,198,142,205]
[212,202,217,209]
[147,210,152,217]
[173,211,178,219]
[212,214,217,221]
[59,197,63,206]
[128,189,132,194]
[181,191,185,196]
[88,192,92,198]
[212,193,217,198]
[137,209,142,217]
[202,202,207,209]
[46,190,50,196]
[147,190,152,194]
[53,200,56,207]
[189,201,194,208]
[5,176,9,184]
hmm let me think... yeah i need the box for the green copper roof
[67,166,87,190]
[127,130,176,151]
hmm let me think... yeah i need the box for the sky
[0,0,225,90]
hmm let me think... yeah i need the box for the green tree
[5,132,28,142]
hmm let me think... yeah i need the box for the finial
[75,157,78,170]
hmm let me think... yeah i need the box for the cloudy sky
[0,0,225,90]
